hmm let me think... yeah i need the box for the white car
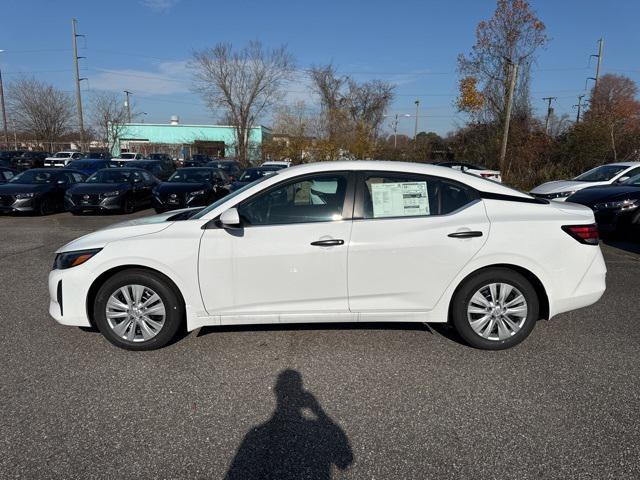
[44,151,84,167]
[530,162,640,201]
[111,152,145,163]
[435,162,502,183]
[261,160,292,169]
[48,161,606,351]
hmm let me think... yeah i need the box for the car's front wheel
[93,269,184,350]
[451,268,539,350]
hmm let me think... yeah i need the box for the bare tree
[191,41,295,166]
[89,91,130,153]
[7,77,75,149]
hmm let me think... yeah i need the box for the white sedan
[530,162,640,201]
[49,161,606,351]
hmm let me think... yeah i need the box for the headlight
[100,191,121,197]
[15,192,36,199]
[594,199,638,210]
[189,189,206,196]
[53,248,102,270]
[551,191,574,199]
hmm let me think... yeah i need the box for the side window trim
[353,170,479,220]
[232,171,357,227]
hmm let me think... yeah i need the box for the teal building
[114,119,271,161]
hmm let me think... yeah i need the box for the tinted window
[239,168,279,182]
[87,170,133,184]
[360,173,477,219]
[2,171,15,181]
[238,173,350,226]
[10,170,55,184]
[169,169,212,183]
[620,167,640,183]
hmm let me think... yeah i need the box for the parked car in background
[152,167,230,213]
[44,151,85,168]
[0,151,25,167]
[206,159,243,181]
[0,167,18,184]
[148,153,173,164]
[65,159,113,177]
[86,151,112,160]
[530,162,640,201]
[13,151,50,171]
[183,154,211,167]
[262,160,292,169]
[435,161,502,183]
[566,172,640,236]
[48,161,606,351]
[65,168,158,215]
[115,159,175,181]
[0,168,85,215]
[229,166,281,191]
[111,152,145,162]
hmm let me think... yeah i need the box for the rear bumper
[550,246,607,318]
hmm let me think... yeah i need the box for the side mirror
[219,207,242,229]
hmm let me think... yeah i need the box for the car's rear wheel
[93,269,183,350]
[451,268,539,350]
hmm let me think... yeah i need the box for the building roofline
[122,123,271,130]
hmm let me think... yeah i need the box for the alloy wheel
[105,284,166,342]
[466,282,528,341]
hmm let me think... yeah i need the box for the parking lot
[0,209,638,479]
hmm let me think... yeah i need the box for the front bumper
[593,205,640,232]
[48,268,92,327]
[65,194,125,212]
[0,197,37,212]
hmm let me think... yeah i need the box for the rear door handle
[310,239,344,246]
[448,231,483,238]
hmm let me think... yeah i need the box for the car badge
[170,194,177,198]
[83,194,89,200]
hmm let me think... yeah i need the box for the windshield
[169,169,211,183]
[10,170,56,184]
[87,170,132,184]
[575,165,627,182]
[53,152,72,158]
[192,174,273,219]
[68,160,102,168]
[120,153,137,159]
[239,168,277,182]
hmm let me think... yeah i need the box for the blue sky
[1,0,639,136]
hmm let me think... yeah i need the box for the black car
[567,173,640,236]
[229,166,281,191]
[13,151,50,171]
[65,168,158,215]
[148,153,173,163]
[184,154,211,167]
[112,159,175,181]
[0,168,86,215]
[0,151,25,166]
[65,159,113,177]
[206,159,243,181]
[86,151,111,160]
[152,167,230,213]
[0,167,18,184]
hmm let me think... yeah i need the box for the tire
[93,269,184,351]
[38,197,54,216]
[451,268,539,350]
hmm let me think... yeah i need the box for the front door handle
[310,239,344,247]
[448,231,483,238]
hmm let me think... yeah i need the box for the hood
[529,180,607,195]
[155,182,209,194]
[0,183,52,194]
[567,184,640,205]
[56,214,176,253]
[68,182,130,194]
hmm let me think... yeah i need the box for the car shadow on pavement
[224,369,353,480]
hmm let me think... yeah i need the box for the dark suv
[14,151,50,171]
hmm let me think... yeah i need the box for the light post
[0,49,9,148]
[384,113,410,149]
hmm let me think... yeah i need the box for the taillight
[562,224,599,245]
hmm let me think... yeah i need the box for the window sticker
[370,181,429,218]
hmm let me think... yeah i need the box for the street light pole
[0,50,9,148]
[413,100,420,141]
[124,90,132,123]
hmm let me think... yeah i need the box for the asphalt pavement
[0,209,638,479]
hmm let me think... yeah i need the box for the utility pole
[591,38,604,91]
[413,100,420,141]
[71,19,86,147]
[499,60,518,173]
[392,113,399,149]
[124,90,132,123]
[0,50,8,148]
[574,94,585,123]
[542,96,557,134]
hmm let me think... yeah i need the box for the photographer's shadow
[224,369,353,480]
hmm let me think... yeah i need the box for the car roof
[606,162,640,167]
[276,160,529,197]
